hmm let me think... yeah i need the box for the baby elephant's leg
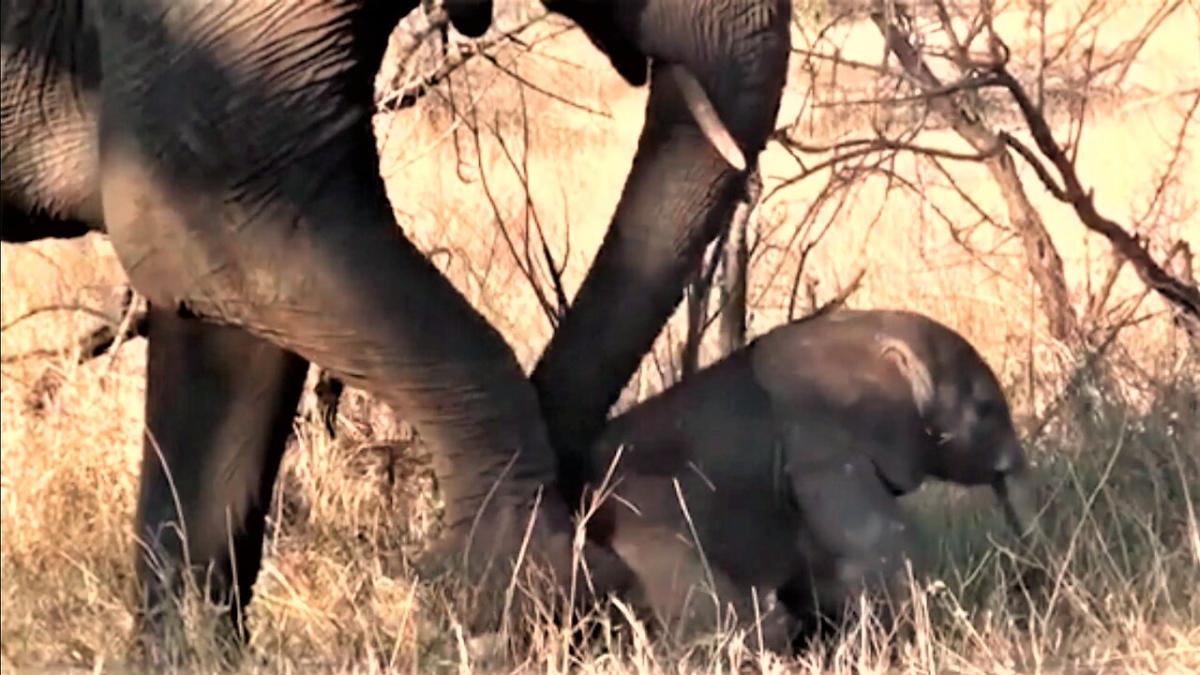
[776,572,842,648]
[787,453,919,630]
[610,525,793,652]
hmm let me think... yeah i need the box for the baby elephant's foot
[734,597,797,655]
[664,593,796,655]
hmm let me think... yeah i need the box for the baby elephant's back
[591,349,779,484]
[590,349,801,587]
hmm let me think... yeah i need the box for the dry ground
[2,4,1199,672]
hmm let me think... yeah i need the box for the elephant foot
[415,506,635,636]
[128,310,307,669]
[129,592,249,672]
[745,603,798,655]
[667,597,796,656]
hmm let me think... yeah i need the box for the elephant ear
[876,335,935,418]
[750,327,931,494]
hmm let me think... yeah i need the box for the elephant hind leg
[610,525,792,653]
[132,306,308,666]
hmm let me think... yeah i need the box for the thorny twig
[869,1,1200,345]
[376,12,552,112]
[1,304,117,334]
[0,291,148,366]
[992,64,1200,341]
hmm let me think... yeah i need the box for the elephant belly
[0,50,103,238]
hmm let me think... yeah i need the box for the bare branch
[469,108,562,328]
[1,304,117,333]
[1086,253,1127,332]
[872,4,1083,344]
[999,131,1068,200]
[376,12,551,112]
[807,266,867,320]
[479,52,611,119]
[0,290,148,365]
[1135,90,1200,228]
[764,129,997,206]
[1108,1,1185,86]
[991,67,1200,337]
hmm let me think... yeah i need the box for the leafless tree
[775,0,1197,353]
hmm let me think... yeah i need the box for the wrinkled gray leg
[94,0,632,639]
[133,306,308,665]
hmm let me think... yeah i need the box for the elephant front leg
[132,306,309,667]
[786,452,922,638]
[610,524,793,653]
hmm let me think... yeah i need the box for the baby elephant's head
[876,329,1038,538]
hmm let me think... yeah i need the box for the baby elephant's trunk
[992,450,1040,540]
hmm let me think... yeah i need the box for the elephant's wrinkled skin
[585,309,1039,650]
[1,0,792,659]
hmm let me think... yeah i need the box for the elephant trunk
[993,459,1040,540]
[547,0,791,170]
[532,0,790,503]
[632,0,793,162]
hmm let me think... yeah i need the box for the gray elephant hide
[584,308,1037,651]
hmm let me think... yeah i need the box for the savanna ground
[2,1,1198,672]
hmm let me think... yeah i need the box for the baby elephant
[584,309,1038,651]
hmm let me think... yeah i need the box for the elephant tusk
[667,65,748,172]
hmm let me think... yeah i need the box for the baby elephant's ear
[877,336,935,417]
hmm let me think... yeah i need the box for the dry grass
[2,5,1199,672]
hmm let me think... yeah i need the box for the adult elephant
[1,0,792,660]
